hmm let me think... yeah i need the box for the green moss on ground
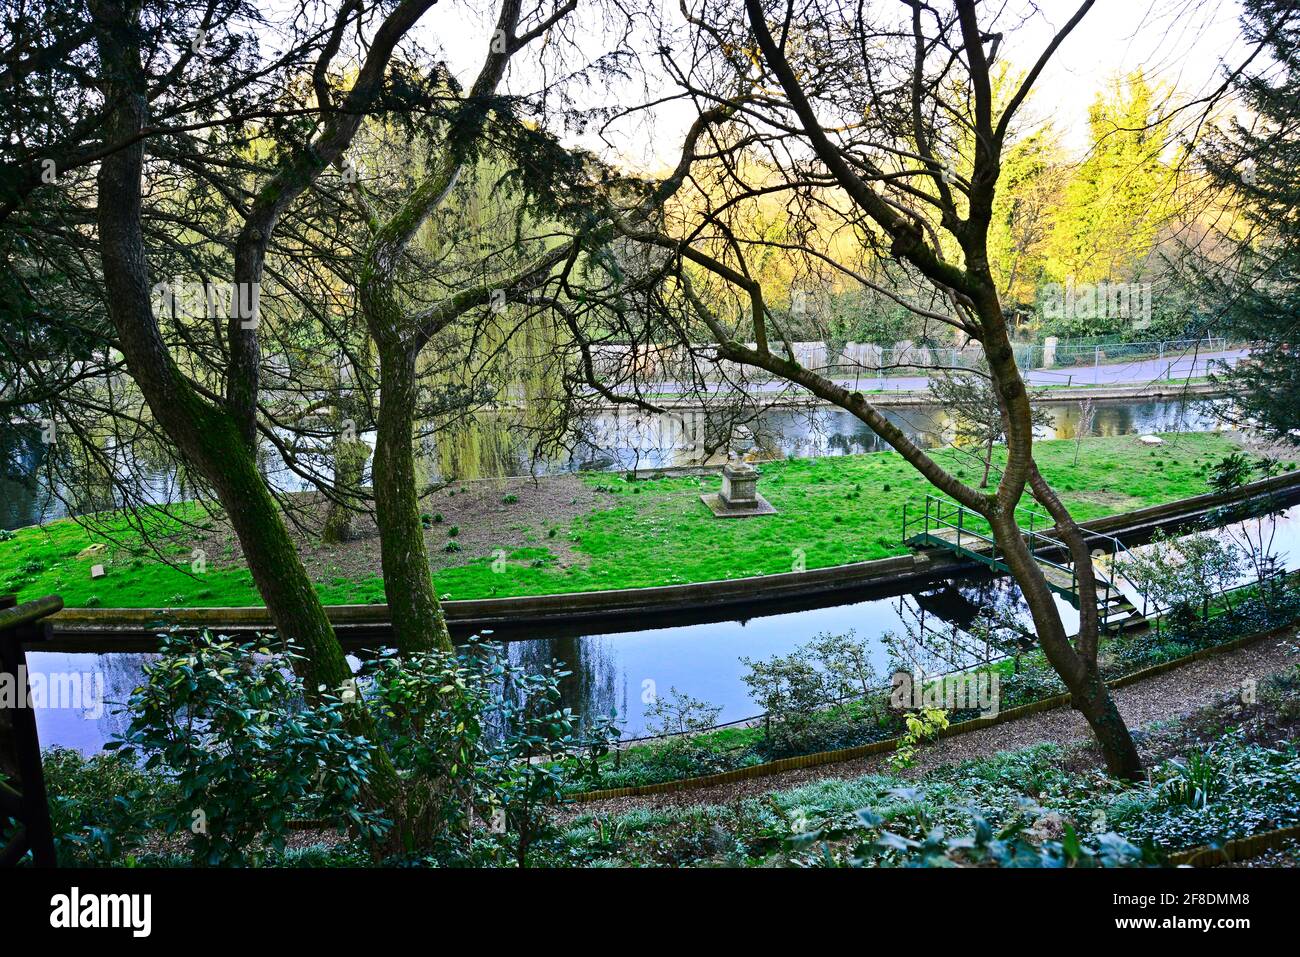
[0,431,1251,607]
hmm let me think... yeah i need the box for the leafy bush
[790,802,1153,868]
[1114,737,1300,850]
[998,663,1067,709]
[109,633,388,866]
[741,649,835,747]
[1153,751,1229,811]
[78,633,616,868]
[588,743,756,792]
[41,748,168,866]
[1116,529,1243,621]
[758,712,899,761]
[359,641,618,867]
[887,708,950,772]
[643,687,722,739]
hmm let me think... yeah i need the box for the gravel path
[573,630,1300,818]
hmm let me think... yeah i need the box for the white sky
[1009,0,1249,149]
[332,0,1254,168]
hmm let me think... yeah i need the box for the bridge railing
[904,494,1146,626]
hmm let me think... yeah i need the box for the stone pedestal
[721,463,757,504]
[701,463,777,517]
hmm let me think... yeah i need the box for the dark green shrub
[109,633,387,866]
[41,747,167,866]
[360,641,617,867]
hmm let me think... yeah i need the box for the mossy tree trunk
[91,0,356,694]
[372,337,453,652]
[321,433,370,544]
[355,0,579,654]
[89,0,458,838]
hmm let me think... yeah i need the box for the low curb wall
[1170,824,1300,867]
[45,468,1300,642]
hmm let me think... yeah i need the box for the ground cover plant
[552,663,1300,868]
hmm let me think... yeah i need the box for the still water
[2,396,1224,530]
[28,574,1069,751]
[28,503,1300,751]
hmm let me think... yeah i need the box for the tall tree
[615,0,1148,777]
[353,0,586,654]
[1045,72,1176,295]
[351,2,728,653]
[1198,0,1300,443]
[89,0,439,695]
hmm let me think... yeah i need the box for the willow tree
[621,0,1150,777]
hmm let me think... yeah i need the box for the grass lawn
[0,431,1261,608]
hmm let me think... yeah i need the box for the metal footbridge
[902,494,1147,634]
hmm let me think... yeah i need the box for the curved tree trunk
[989,510,1144,780]
[977,285,1143,780]
[668,0,1146,780]
[91,14,350,695]
[90,0,459,844]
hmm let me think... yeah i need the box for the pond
[28,502,1300,751]
[2,395,1226,530]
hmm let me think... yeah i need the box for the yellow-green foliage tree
[987,124,1067,309]
[1046,72,1176,290]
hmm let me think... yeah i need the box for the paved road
[655,348,1249,396]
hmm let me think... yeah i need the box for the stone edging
[1170,824,1300,867]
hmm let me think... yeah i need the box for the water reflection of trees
[25,652,153,754]
[508,635,623,733]
[1,426,50,528]
[887,577,1031,676]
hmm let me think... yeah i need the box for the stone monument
[700,461,777,517]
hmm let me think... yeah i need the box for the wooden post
[0,593,62,868]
